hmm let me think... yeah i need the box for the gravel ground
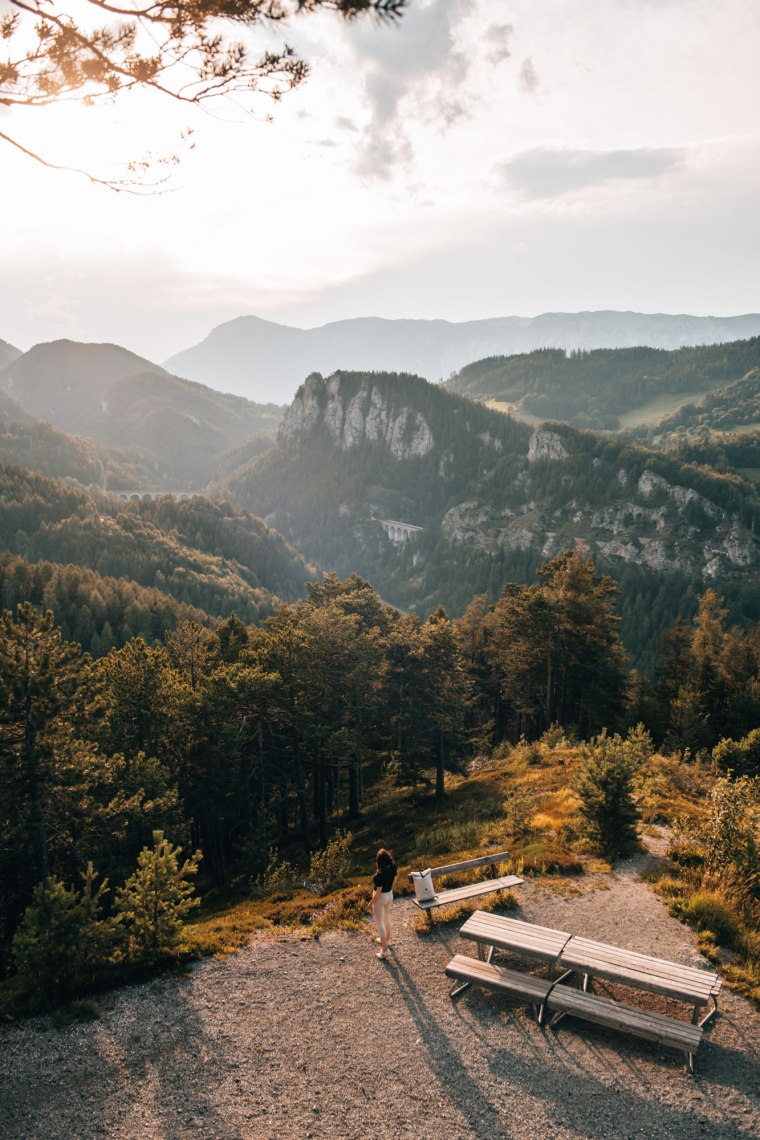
[1,841,759,1139]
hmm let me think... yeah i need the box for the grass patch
[680,890,741,947]
[650,868,759,1006]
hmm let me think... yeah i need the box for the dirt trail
[1,839,758,1139]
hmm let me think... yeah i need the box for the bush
[574,734,640,859]
[501,786,536,845]
[12,864,112,1007]
[308,830,353,894]
[702,776,759,875]
[252,848,298,896]
[681,890,740,947]
[712,729,760,777]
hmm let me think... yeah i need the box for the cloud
[498,145,688,199]
[484,22,513,65]
[519,57,539,94]
[348,0,473,179]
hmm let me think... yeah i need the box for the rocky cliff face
[441,429,760,581]
[280,373,436,460]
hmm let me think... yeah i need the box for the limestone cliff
[280,373,435,460]
[440,428,760,581]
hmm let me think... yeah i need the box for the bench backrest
[409,851,511,880]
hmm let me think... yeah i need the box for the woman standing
[370,848,396,960]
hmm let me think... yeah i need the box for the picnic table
[448,912,722,1072]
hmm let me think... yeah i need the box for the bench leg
[696,995,718,1027]
[449,979,471,999]
[476,942,495,965]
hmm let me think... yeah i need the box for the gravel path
[2,842,759,1139]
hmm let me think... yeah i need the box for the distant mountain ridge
[0,338,21,372]
[0,339,282,488]
[444,338,760,431]
[163,311,760,404]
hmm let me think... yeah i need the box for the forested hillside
[444,338,760,431]
[222,370,760,666]
[0,340,283,488]
[2,560,759,1013]
[0,463,312,644]
[655,369,760,436]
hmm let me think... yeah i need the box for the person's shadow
[385,950,512,1138]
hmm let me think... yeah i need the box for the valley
[1,317,759,1131]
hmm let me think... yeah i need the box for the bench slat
[418,852,512,879]
[413,876,523,911]
[559,940,720,1004]
[546,987,703,1052]
[460,912,570,962]
[445,954,552,1002]
[566,937,721,987]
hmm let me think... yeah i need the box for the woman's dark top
[373,864,396,893]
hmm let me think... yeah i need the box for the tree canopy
[0,0,406,185]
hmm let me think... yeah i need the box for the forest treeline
[0,462,310,635]
[3,553,760,1001]
[444,337,760,429]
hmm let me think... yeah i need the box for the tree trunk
[436,730,445,800]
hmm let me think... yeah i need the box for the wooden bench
[445,953,552,1020]
[444,953,704,1072]
[558,935,722,1026]
[460,911,571,967]
[545,985,704,1073]
[409,852,523,913]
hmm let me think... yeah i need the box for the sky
[1,0,759,364]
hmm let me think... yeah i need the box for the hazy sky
[2,0,759,363]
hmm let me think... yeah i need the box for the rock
[528,429,569,462]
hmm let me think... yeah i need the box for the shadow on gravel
[485,1014,758,1140]
[386,953,511,1138]
[112,976,243,1140]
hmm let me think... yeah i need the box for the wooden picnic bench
[558,935,722,1026]
[444,954,704,1072]
[448,912,721,1072]
[408,851,523,913]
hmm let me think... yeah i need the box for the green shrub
[574,734,640,859]
[702,776,759,875]
[501,786,536,844]
[308,830,353,893]
[252,848,298,896]
[712,729,760,777]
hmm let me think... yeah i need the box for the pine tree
[11,862,110,1006]
[574,734,640,859]
[115,831,201,962]
[0,604,84,948]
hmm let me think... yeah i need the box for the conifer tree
[0,604,83,947]
[574,734,640,859]
[115,831,201,961]
[11,862,110,1006]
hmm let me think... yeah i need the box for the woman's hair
[376,848,395,872]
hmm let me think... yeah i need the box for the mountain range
[219,368,760,666]
[2,328,760,667]
[163,311,760,404]
[0,340,281,489]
